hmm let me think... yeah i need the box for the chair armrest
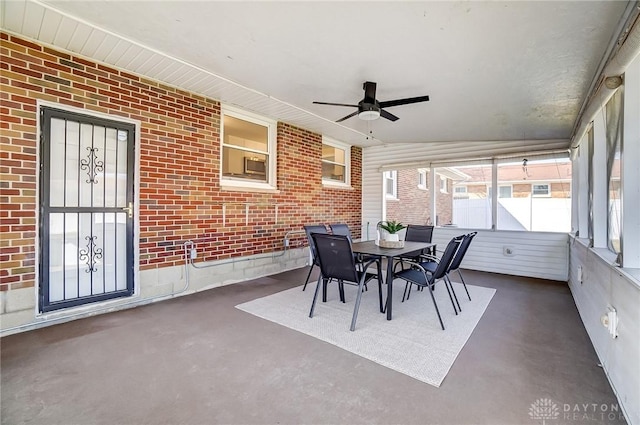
[417,253,439,263]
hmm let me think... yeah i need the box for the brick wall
[0,32,362,293]
[385,169,452,226]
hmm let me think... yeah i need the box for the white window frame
[532,183,550,197]
[385,170,397,199]
[439,175,448,193]
[321,136,351,188]
[417,169,428,190]
[220,105,277,191]
[498,185,513,198]
[454,185,467,194]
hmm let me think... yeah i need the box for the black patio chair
[444,232,477,301]
[398,224,435,267]
[329,223,378,285]
[328,223,353,240]
[309,233,384,331]
[393,236,462,330]
[302,224,329,291]
[416,231,477,311]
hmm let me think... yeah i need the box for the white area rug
[236,279,495,387]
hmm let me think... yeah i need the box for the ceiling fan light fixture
[358,109,381,120]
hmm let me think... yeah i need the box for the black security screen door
[39,107,135,312]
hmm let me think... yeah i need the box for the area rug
[236,279,495,387]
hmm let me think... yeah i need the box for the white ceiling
[1,1,633,150]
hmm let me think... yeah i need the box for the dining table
[351,240,436,320]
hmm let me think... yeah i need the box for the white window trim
[220,105,277,191]
[532,183,551,197]
[385,170,398,199]
[498,185,513,198]
[454,185,467,194]
[417,169,428,190]
[322,136,351,188]
[439,176,448,193]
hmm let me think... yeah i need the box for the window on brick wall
[532,183,550,197]
[498,185,512,198]
[221,106,277,190]
[418,169,428,189]
[322,137,351,187]
[454,185,468,198]
[439,176,448,193]
[385,170,397,198]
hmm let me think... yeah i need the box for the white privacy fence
[453,198,571,232]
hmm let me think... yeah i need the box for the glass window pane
[497,158,571,231]
[322,145,345,164]
[322,162,345,182]
[498,186,512,198]
[223,115,268,152]
[449,164,492,229]
[609,152,621,253]
[222,147,267,182]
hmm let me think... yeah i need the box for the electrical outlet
[190,248,197,260]
[577,265,583,283]
[503,246,515,256]
[284,238,290,247]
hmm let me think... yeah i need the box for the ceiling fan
[313,81,429,123]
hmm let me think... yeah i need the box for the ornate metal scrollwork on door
[80,147,104,184]
[79,235,103,273]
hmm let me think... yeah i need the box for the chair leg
[446,275,462,312]
[406,283,413,300]
[440,278,458,315]
[309,275,323,318]
[377,261,384,313]
[338,280,346,303]
[350,278,367,331]
[402,282,410,302]
[458,269,471,301]
[322,277,328,302]
[426,280,445,330]
[302,264,314,291]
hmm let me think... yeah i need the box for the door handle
[122,202,133,218]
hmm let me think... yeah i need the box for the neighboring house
[451,161,574,232]
[385,168,468,226]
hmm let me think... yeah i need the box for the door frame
[35,100,141,316]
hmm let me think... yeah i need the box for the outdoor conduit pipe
[184,229,306,270]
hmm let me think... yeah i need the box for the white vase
[386,233,399,242]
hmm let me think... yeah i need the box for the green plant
[379,220,406,234]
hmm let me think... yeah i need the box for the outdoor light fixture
[358,109,381,120]
[358,103,381,120]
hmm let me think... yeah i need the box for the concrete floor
[1,268,626,425]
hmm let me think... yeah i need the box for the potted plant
[379,220,406,242]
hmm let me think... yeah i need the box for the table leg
[386,255,394,320]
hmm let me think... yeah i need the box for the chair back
[448,232,477,271]
[304,224,328,262]
[404,225,434,243]
[329,223,352,241]
[431,237,462,280]
[311,233,359,283]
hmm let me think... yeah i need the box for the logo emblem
[529,398,559,424]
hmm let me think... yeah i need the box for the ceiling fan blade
[380,109,400,122]
[313,101,359,107]
[379,95,430,109]
[335,111,359,123]
[363,81,377,103]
